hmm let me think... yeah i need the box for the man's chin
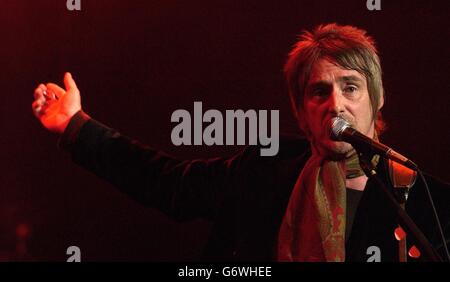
[324,141,354,159]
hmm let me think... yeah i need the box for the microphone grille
[330,117,350,141]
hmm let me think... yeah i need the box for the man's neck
[346,175,368,191]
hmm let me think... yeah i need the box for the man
[31,23,450,262]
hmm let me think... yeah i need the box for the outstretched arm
[32,73,249,222]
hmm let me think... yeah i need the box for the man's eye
[312,88,327,96]
[344,85,358,93]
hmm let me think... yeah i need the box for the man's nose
[328,88,344,115]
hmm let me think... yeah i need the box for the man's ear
[378,94,385,110]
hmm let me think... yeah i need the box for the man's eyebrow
[338,75,364,83]
[306,81,329,89]
[303,81,329,95]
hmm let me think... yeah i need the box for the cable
[418,169,450,261]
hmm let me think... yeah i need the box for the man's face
[299,58,381,158]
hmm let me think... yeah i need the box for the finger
[39,88,53,101]
[34,97,55,116]
[32,100,45,118]
[32,95,46,107]
[34,85,46,100]
[63,72,77,91]
[32,95,51,109]
[36,91,51,106]
[38,83,47,93]
[46,83,65,99]
[34,83,47,99]
[34,87,42,100]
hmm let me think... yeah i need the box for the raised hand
[32,72,82,134]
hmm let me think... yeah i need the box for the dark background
[0,0,448,261]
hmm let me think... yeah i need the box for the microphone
[330,117,418,170]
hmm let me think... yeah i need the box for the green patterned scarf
[277,149,379,261]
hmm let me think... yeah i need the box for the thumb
[64,72,78,91]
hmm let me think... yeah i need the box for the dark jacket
[61,111,450,262]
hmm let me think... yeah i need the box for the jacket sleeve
[59,111,254,222]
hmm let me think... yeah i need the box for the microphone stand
[357,150,442,262]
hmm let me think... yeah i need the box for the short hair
[284,23,385,134]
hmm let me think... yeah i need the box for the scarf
[277,146,379,262]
